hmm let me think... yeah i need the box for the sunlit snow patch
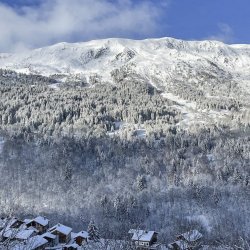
[48,82,61,90]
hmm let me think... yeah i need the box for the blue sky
[165,0,250,44]
[0,0,249,52]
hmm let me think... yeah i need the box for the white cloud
[0,0,169,52]
[208,23,234,44]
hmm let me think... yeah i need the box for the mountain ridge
[1,37,250,82]
[0,37,249,128]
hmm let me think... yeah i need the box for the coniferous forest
[0,69,249,248]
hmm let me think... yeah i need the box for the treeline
[0,69,56,86]
[163,59,249,113]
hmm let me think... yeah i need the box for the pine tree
[136,175,147,191]
[87,219,100,242]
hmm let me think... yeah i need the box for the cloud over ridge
[0,0,168,52]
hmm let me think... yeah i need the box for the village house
[167,240,189,250]
[29,235,49,250]
[1,228,19,241]
[48,223,72,244]
[0,216,90,250]
[15,228,37,241]
[73,230,89,246]
[26,216,50,234]
[42,231,58,247]
[9,218,24,229]
[168,230,203,250]
[129,229,160,249]
[176,230,202,243]
[0,219,27,241]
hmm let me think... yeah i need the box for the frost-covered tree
[88,219,100,242]
[136,175,147,191]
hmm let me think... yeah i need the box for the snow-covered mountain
[1,37,249,128]
[0,37,250,89]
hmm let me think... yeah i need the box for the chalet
[9,218,24,229]
[49,223,72,244]
[42,231,58,247]
[15,228,37,241]
[73,230,89,246]
[29,235,49,250]
[176,230,202,244]
[1,228,18,241]
[168,240,189,250]
[168,230,203,250]
[1,223,27,241]
[26,216,50,234]
[129,229,160,249]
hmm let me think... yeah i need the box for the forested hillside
[0,37,250,249]
[0,70,249,247]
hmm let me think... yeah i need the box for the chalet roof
[129,229,157,242]
[7,241,29,250]
[179,230,203,242]
[0,222,27,239]
[168,240,189,250]
[74,230,89,239]
[9,218,24,228]
[29,235,48,249]
[49,223,72,235]
[15,229,35,240]
[2,228,18,238]
[24,219,32,224]
[42,231,57,239]
[27,226,39,233]
[33,216,49,226]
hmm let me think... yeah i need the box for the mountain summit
[0,37,249,91]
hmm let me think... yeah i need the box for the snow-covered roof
[27,226,39,233]
[130,229,157,242]
[179,230,203,242]
[42,231,57,239]
[7,241,26,250]
[15,229,35,240]
[24,219,32,224]
[74,230,89,239]
[33,216,49,226]
[8,238,48,250]
[2,228,18,238]
[49,223,72,235]
[29,235,48,249]
[168,240,189,250]
[9,218,23,228]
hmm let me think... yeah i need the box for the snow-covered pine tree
[136,175,147,191]
[87,219,100,242]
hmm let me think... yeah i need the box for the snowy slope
[0,37,250,89]
[0,37,249,128]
